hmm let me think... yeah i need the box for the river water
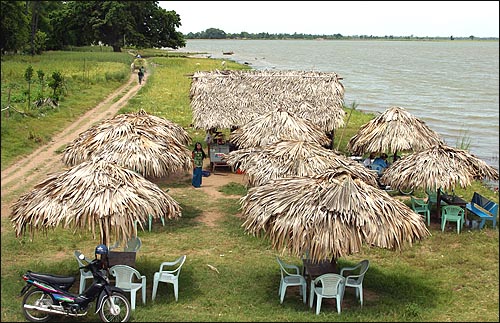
[173,39,499,170]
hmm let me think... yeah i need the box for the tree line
[1,1,186,55]
[185,28,491,41]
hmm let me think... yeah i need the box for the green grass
[1,48,498,322]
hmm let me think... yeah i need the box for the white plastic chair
[340,259,370,306]
[123,237,142,252]
[276,257,307,304]
[152,255,186,302]
[109,265,146,310]
[309,273,346,314]
[74,250,93,294]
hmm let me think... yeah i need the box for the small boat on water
[222,51,234,55]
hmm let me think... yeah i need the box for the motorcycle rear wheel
[22,289,53,322]
[98,292,131,322]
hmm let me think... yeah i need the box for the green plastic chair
[276,257,307,304]
[441,205,465,233]
[411,196,431,226]
[340,259,370,306]
[309,273,346,314]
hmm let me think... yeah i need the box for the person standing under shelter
[192,142,207,188]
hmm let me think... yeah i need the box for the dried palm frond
[190,70,346,131]
[224,140,377,187]
[381,143,499,191]
[347,106,444,156]
[229,108,331,148]
[240,170,430,263]
[62,109,192,177]
[10,159,181,246]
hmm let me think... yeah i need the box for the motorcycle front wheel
[98,292,131,322]
[22,289,53,322]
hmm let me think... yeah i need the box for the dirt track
[1,71,247,225]
[1,71,143,217]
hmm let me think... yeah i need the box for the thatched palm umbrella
[228,108,331,149]
[190,70,346,133]
[240,170,430,264]
[113,109,191,145]
[10,158,182,246]
[347,106,444,158]
[381,143,499,214]
[62,109,192,178]
[223,140,378,187]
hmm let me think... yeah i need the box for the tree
[0,1,29,54]
[202,28,227,39]
[57,1,185,52]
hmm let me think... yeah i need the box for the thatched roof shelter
[10,159,181,246]
[240,170,430,263]
[228,108,331,149]
[223,140,378,187]
[62,109,192,178]
[381,143,499,192]
[347,106,444,156]
[189,70,346,132]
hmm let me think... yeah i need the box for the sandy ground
[1,70,245,227]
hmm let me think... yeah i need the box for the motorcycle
[20,248,131,322]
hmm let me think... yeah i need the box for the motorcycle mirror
[79,254,85,260]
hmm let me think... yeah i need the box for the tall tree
[59,1,185,52]
[0,1,29,54]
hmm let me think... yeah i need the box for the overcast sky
[159,1,499,38]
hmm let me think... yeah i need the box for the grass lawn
[1,48,498,322]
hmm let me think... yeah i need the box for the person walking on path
[138,66,145,84]
[192,142,207,188]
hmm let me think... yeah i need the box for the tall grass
[1,51,132,168]
[1,49,498,322]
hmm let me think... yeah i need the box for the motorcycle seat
[28,271,76,288]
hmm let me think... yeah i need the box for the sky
[159,1,499,38]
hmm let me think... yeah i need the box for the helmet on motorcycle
[95,244,108,255]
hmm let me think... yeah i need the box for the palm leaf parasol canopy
[381,143,499,192]
[62,109,192,178]
[111,109,191,145]
[240,170,430,263]
[10,158,182,246]
[223,140,378,187]
[347,106,444,156]
[229,108,331,149]
[189,70,346,132]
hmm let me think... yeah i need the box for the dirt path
[1,72,142,218]
[1,67,247,227]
